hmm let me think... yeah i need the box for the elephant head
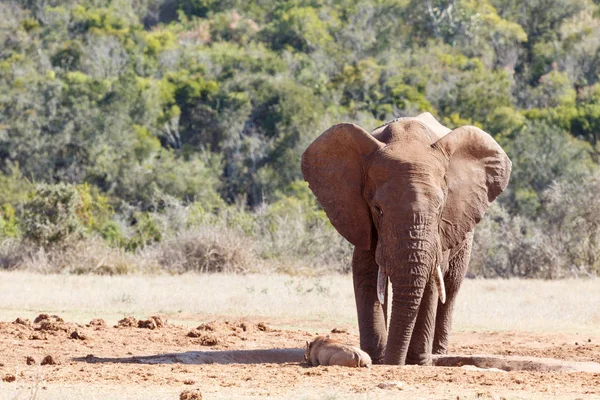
[301,113,511,365]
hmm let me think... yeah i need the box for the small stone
[2,374,16,383]
[378,381,405,390]
[88,319,106,329]
[28,332,47,340]
[70,330,88,340]
[150,316,166,328]
[196,323,216,331]
[257,322,270,332]
[183,379,195,385]
[26,356,36,365]
[199,335,219,346]
[14,317,30,326]
[331,327,348,334]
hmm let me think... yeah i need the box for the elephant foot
[406,354,432,366]
[372,357,386,365]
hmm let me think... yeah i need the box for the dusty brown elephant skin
[301,113,511,366]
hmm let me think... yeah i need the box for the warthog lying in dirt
[304,336,372,368]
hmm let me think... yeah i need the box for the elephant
[301,112,511,365]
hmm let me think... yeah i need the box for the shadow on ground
[74,348,306,365]
[75,350,600,372]
[432,354,600,372]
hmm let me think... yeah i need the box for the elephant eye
[374,205,383,217]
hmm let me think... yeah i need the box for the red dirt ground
[0,314,599,399]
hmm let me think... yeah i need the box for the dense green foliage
[2,0,600,277]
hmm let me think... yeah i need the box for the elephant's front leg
[352,247,388,364]
[433,235,473,354]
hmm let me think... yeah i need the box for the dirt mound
[88,318,106,329]
[195,320,249,332]
[33,314,73,333]
[185,320,278,347]
[115,316,166,329]
[186,329,220,346]
[34,314,63,324]
[193,320,272,334]
[41,355,58,365]
[138,316,166,330]
[116,317,137,328]
[180,389,202,400]
[38,320,66,331]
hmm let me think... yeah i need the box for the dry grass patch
[155,228,260,274]
[0,227,269,275]
[0,238,155,275]
[0,272,598,335]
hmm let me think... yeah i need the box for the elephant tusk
[377,266,386,305]
[435,264,446,304]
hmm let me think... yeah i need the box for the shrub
[471,203,559,278]
[21,183,86,248]
[543,177,600,276]
[155,227,258,274]
[0,204,19,238]
[0,237,155,275]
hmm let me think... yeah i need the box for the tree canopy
[2,0,600,277]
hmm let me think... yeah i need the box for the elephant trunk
[377,263,445,306]
[381,220,437,365]
[383,261,429,365]
[378,216,438,365]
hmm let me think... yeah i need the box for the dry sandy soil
[1,273,599,399]
[1,313,599,399]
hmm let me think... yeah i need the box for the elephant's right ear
[301,123,383,249]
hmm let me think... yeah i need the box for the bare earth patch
[0,315,599,399]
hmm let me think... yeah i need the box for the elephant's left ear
[434,126,511,250]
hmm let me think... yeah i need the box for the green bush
[21,183,86,248]
[0,204,19,238]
